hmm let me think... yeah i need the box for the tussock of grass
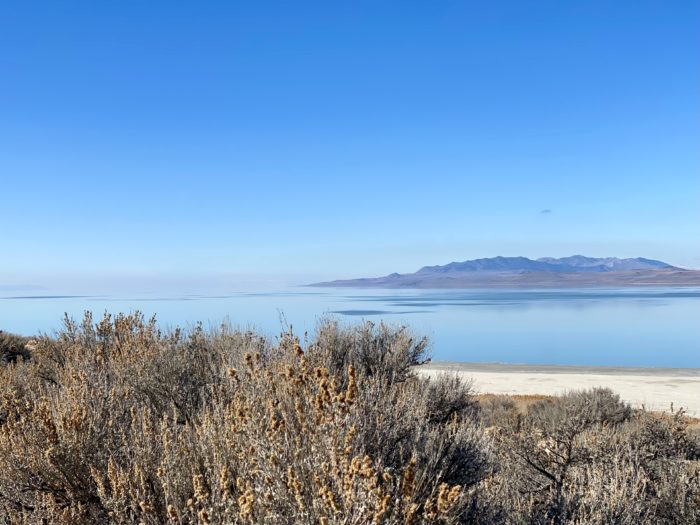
[0,313,698,524]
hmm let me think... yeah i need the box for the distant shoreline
[310,281,700,289]
[416,361,700,416]
[311,270,700,289]
[418,361,700,375]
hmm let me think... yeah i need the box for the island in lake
[311,255,700,288]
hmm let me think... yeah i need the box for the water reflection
[1,287,698,368]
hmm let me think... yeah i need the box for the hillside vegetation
[0,314,698,524]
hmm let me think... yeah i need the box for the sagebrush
[0,313,697,524]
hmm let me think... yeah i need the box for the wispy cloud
[540,209,552,214]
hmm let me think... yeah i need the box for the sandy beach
[416,362,700,417]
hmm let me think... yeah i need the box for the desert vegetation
[0,313,698,524]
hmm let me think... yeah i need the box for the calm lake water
[1,287,698,368]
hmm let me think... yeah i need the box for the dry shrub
[299,319,491,514]
[308,319,430,382]
[484,388,700,524]
[2,314,698,524]
[0,313,489,524]
[0,330,30,364]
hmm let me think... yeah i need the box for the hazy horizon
[2,252,699,296]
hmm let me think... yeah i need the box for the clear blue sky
[2,1,698,290]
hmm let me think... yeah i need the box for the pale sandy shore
[416,362,700,417]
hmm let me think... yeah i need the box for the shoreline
[311,282,700,289]
[416,361,700,417]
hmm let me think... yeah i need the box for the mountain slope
[310,256,699,288]
[535,255,673,272]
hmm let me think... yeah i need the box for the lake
[1,287,698,368]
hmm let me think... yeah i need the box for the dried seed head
[238,488,255,518]
[373,494,391,523]
[401,458,417,499]
[346,365,358,404]
[193,474,209,503]
[293,342,304,357]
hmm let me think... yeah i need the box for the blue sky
[1,1,698,290]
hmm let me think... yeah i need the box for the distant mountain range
[415,255,677,273]
[311,256,700,288]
